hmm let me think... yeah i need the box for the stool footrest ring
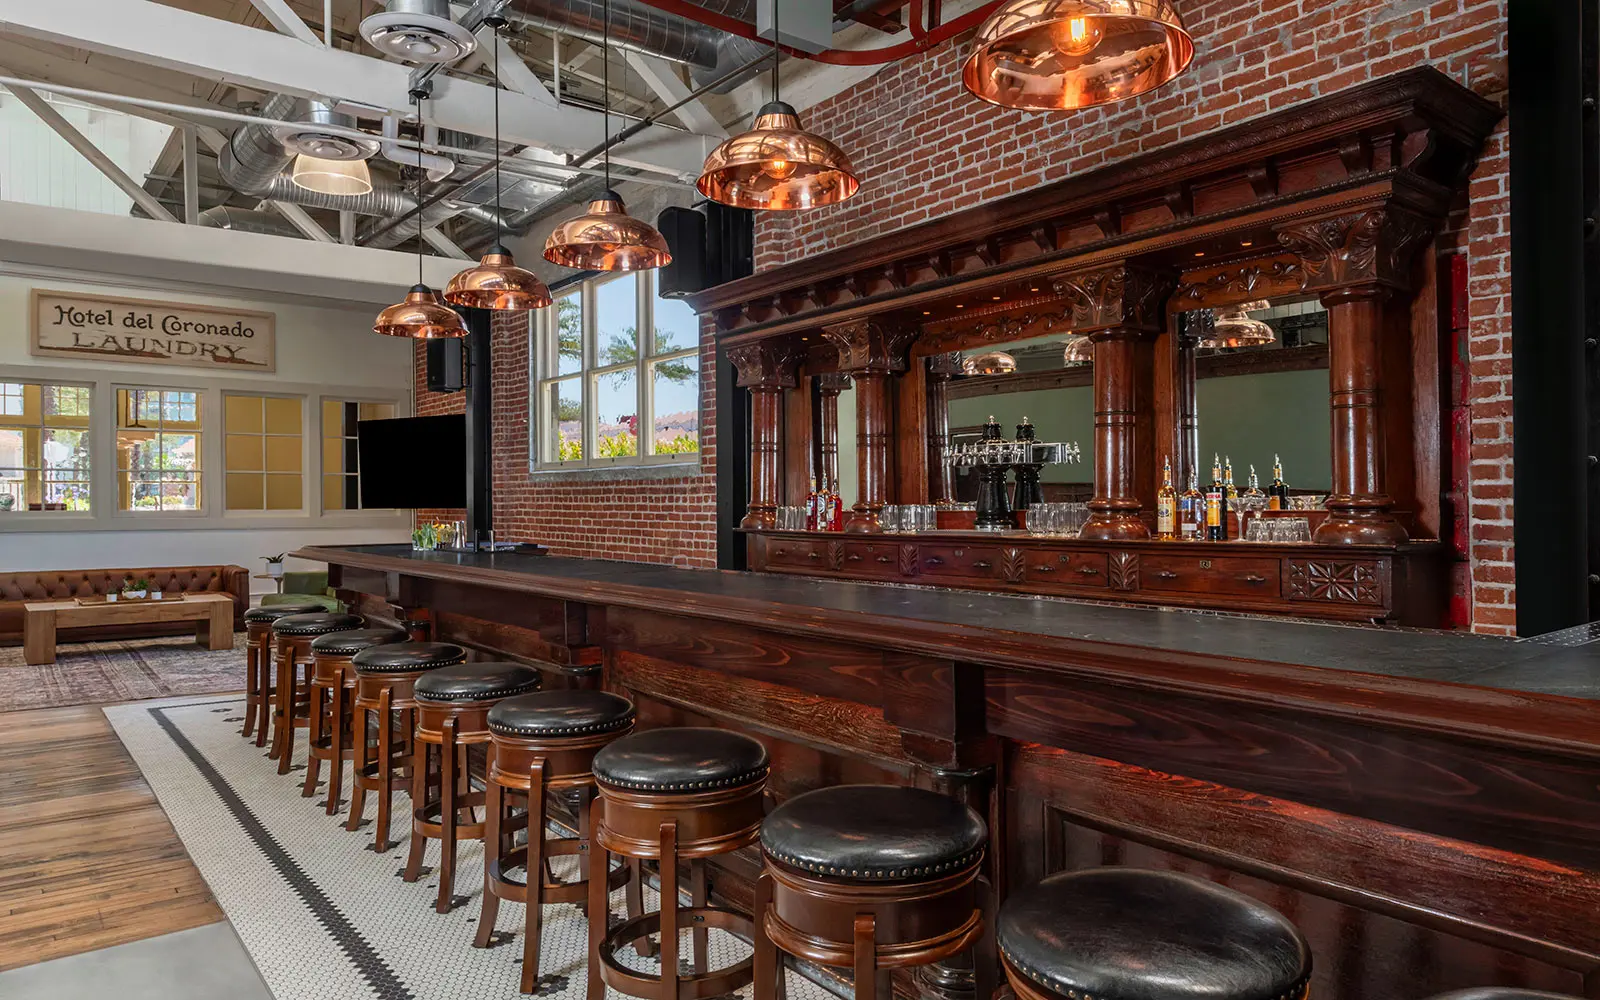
[599,907,756,1000]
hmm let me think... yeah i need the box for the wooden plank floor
[0,704,223,971]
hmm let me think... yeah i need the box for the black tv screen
[357,415,467,509]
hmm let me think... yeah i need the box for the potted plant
[121,576,150,600]
[262,553,287,580]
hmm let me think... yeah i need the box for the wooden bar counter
[297,543,1600,1000]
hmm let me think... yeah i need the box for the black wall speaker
[657,206,707,298]
[426,338,466,393]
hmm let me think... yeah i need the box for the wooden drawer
[916,543,1003,582]
[841,541,903,575]
[764,537,840,572]
[1140,553,1281,598]
[1015,550,1110,589]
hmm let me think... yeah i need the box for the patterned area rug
[0,633,246,710]
[104,694,840,1000]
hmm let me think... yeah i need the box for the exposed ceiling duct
[196,206,301,238]
[360,0,479,64]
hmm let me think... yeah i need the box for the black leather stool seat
[310,627,410,656]
[760,785,986,881]
[414,661,543,702]
[998,868,1311,1000]
[244,602,324,624]
[270,612,364,637]
[352,641,467,673]
[488,690,635,738]
[1425,993,1583,1000]
[593,727,768,793]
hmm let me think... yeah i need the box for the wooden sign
[29,289,276,372]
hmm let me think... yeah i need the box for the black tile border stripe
[147,698,415,1000]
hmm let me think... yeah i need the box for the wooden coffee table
[22,592,235,665]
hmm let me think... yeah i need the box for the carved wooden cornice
[822,320,917,376]
[1174,256,1304,309]
[691,69,1501,346]
[1051,264,1176,335]
[927,352,964,379]
[728,340,803,390]
[1275,207,1437,296]
[815,371,854,394]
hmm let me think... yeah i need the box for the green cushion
[280,571,329,595]
[263,592,342,612]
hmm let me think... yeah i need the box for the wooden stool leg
[585,794,609,1000]
[973,877,997,1000]
[301,676,324,797]
[255,641,273,747]
[373,686,396,852]
[404,725,429,880]
[854,914,879,1000]
[242,637,258,738]
[690,858,709,975]
[276,647,298,775]
[345,700,369,832]
[436,716,460,913]
[626,858,657,957]
[475,778,505,950]
[753,870,778,1000]
[659,821,680,1000]
[519,758,548,993]
[325,680,346,815]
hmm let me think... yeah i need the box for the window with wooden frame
[224,393,304,511]
[0,380,91,512]
[115,387,202,512]
[321,398,396,510]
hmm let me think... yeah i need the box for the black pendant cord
[771,0,780,102]
[417,97,425,287]
[602,0,611,191]
[492,23,503,245]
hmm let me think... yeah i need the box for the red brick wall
[755,0,1512,632]
[413,312,718,568]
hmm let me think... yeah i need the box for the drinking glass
[1245,519,1268,542]
[1290,517,1312,542]
[1027,506,1049,536]
[917,505,936,533]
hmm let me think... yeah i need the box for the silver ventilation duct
[360,0,478,64]
[197,206,301,238]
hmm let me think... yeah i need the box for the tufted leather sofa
[0,565,249,645]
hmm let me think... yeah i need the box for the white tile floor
[104,694,840,1000]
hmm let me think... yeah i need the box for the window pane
[322,474,345,511]
[226,472,263,510]
[160,434,200,471]
[595,367,638,460]
[547,378,583,462]
[651,355,700,456]
[226,433,263,471]
[264,396,301,434]
[265,474,301,510]
[554,294,582,376]
[265,435,301,473]
[0,383,22,417]
[43,427,90,477]
[322,399,343,433]
[595,273,638,368]
[225,394,262,433]
[0,428,22,468]
[654,288,698,357]
[43,385,90,423]
[357,401,394,422]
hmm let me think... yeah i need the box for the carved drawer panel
[917,543,1004,582]
[1017,550,1110,590]
[1140,554,1282,599]
[1285,559,1384,606]
[765,537,843,573]
[841,541,903,576]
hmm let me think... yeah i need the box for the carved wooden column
[814,371,851,491]
[728,340,802,530]
[926,352,962,505]
[822,319,916,533]
[1174,312,1202,490]
[1277,207,1433,545]
[1053,265,1175,541]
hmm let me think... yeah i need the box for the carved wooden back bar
[688,68,1503,625]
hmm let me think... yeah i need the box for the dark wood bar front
[299,543,1600,1000]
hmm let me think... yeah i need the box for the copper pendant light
[963,350,1018,376]
[543,0,671,271]
[375,94,467,338]
[697,0,858,210]
[1197,300,1275,349]
[962,0,1194,111]
[1061,334,1093,364]
[446,18,552,310]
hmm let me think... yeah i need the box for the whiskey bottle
[806,477,819,531]
[1207,454,1227,541]
[829,478,844,532]
[1223,456,1239,501]
[1180,470,1204,540]
[1270,454,1290,508]
[1244,465,1267,501]
[1156,457,1177,540]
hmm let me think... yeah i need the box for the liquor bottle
[805,477,819,531]
[829,478,844,532]
[1270,454,1290,508]
[1206,454,1227,541]
[1156,457,1177,540]
[1244,465,1267,501]
[1223,456,1239,501]
[1180,470,1204,540]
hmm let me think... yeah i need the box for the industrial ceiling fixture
[446,17,553,311]
[544,0,672,271]
[962,351,1018,375]
[696,0,859,210]
[375,93,469,339]
[962,0,1194,111]
[280,101,380,197]
[1197,300,1275,349]
[1061,334,1093,365]
[360,0,478,64]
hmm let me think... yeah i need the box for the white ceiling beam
[0,0,713,177]
[625,52,727,137]
[3,81,180,223]
[268,201,338,243]
[181,126,200,224]
[422,228,472,259]
[246,0,321,46]
[79,98,229,154]
[473,26,558,106]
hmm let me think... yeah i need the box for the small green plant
[121,576,151,595]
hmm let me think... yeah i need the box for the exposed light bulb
[1051,16,1103,58]
[761,157,798,181]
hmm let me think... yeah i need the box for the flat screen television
[357,414,467,509]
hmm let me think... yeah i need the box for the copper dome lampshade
[1062,334,1093,364]
[1197,300,1275,349]
[698,101,860,211]
[374,284,468,338]
[962,0,1194,111]
[962,350,1019,376]
[543,190,672,271]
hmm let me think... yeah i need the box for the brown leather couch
[0,565,250,646]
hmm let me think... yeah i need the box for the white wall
[0,89,172,216]
[0,267,416,594]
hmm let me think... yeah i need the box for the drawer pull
[847,553,862,562]
[972,560,992,570]
[773,547,787,557]
[926,556,944,567]
[1033,563,1056,573]
[807,551,820,560]
[1245,574,1267,584]
[1077,566,1100,576]
[1156,570,1178,579]
[876,555,893,564]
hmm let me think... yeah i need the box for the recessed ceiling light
[956,304,965,309]
[922,311,931,315]
[1241,240,1254,247]
[1194,251,1205,257]
[1030,287,1039,292]
[992,295,1002,301]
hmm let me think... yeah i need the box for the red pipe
[635,0,1002,65]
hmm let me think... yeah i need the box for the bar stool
[241,602,322,744]
[405,661,544,913]
[476,690,639,993]
[303,626,409,810]
[996,869,1311,1000]
[752,785,989,1000]
[269,612,364,775]
[1423,992,1582,1000]
[586,727,770,1000]
[346,641,467,852]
